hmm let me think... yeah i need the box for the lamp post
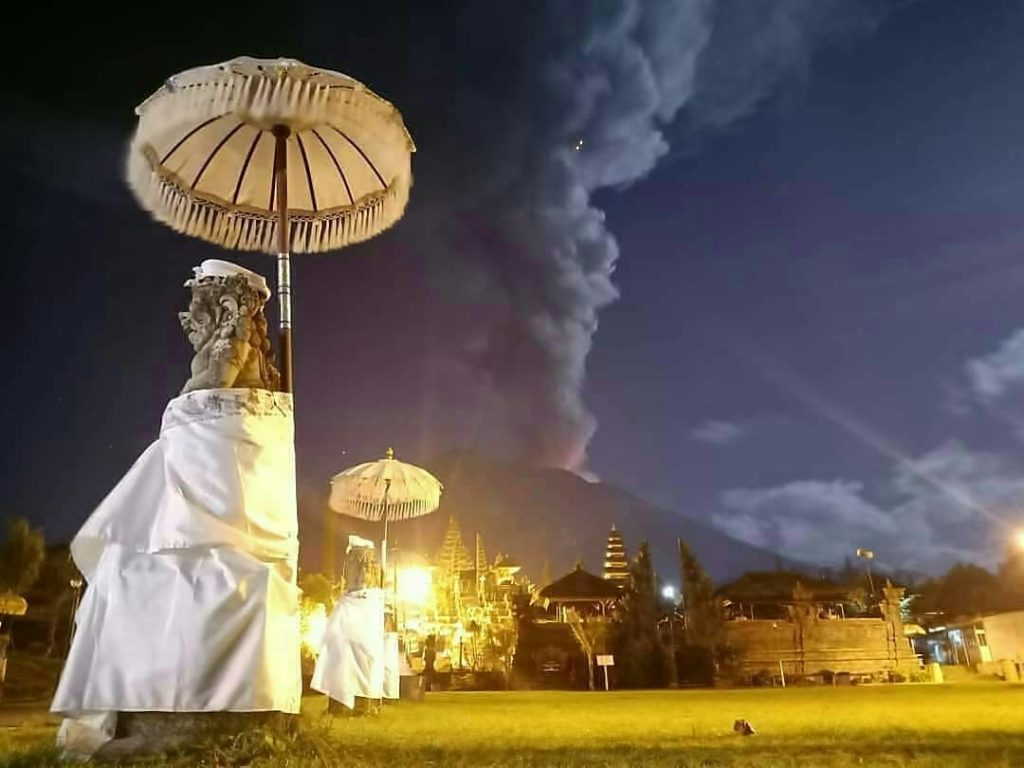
[855,548,875,595]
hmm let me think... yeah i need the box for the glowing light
[1015,529,1024,551]
[661,584,676,600]
[574,138,584,151]
[397,566,432,607]
[300,602,328,656]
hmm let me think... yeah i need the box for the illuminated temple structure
[394,516,532,677]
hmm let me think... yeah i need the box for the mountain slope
[304,451,793,585]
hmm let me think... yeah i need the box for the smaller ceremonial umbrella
[0,592,27,634]
[329,447,442,580]
[0,592,27,617]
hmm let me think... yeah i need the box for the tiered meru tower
[603,524,631,588]
[437,515,473,573]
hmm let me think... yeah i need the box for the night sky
[5,0,1024,575]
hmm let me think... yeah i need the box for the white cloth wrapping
[383,632,401,700]
[51,388,301,722]
[310,591,400,708]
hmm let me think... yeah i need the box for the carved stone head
[343,536,379,593]
[179,260,280,393]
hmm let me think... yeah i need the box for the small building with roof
[537,562,623,622]
[920,610,1024,679]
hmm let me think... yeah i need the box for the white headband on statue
[192,259,271,299]
[346,534,375,553]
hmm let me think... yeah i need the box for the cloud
[691,419,745,445]
[715,479,896,565]
[965,328,1024,402]
[713,440,1023,573]
[713,326,1024,574]
[962,327,1024,439]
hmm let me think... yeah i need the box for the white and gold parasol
[127,56,415,391]
[329,447,442,578]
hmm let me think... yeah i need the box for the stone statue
[342,536,380,593]
[51,259,297,760]
[179,260,280,393]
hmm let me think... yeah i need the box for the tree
[678,538,721,646]
[676,538,726,684]
[486,621,518,684]
[996,547,1024,612]
[32,547,81,657]
[298,571,336,608]
[565,608,610,690]
[915,563,1002,620]
[0,517,45,594]
[611,541,675,688]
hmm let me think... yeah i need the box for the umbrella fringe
[328,458,443,522]
[127,147,411,254]
[331,497,441,522]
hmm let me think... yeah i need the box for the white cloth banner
[310,590,400,708]
[51,388,301,719]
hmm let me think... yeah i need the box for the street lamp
[661,584,677,601]
[855,548,875,594]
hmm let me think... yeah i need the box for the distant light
[661,584,676,600]
[300,602,328,656]
[397,566,432,607]
[574,138,584,152]
[855,548,874,560]
[1015,529,1024,552]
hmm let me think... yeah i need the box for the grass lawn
[2,683,1023,767]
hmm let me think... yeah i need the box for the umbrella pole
[380,481,391,708]
[380,478,392,586]
[380,511,389,588]
[273,124,294,394]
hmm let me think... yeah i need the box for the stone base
[95,712,298,759]
[400,674,425,702]
[327,696,380,717]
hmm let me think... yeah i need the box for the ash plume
[301,0,894,473]
[432,0,889,473]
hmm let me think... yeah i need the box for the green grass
[3,684,1023,767]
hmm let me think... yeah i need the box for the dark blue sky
[588,0,1024,571]
[5,0,1024,574]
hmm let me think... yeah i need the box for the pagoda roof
[539,564,622,601]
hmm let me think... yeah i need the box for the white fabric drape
[310,590,400,709]
[51,388,301,721]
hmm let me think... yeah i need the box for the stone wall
[724,585,919,681]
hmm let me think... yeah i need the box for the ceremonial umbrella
[127,56,415,392]
[0,591,27,634]
[329,448,442,581]
[0,592,27,617]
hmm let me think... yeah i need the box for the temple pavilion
[538,562,623,622]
